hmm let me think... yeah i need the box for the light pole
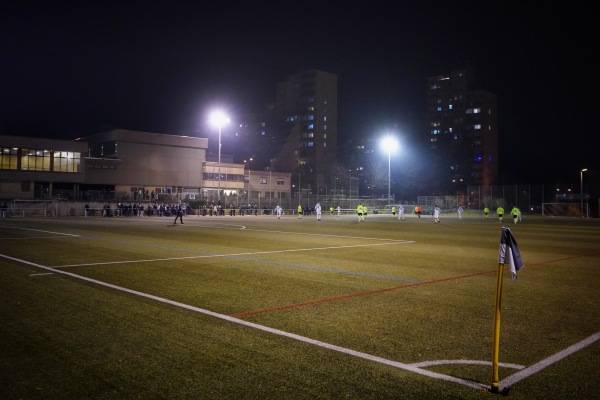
[381,136,399,207]
[209,110,230,205]
[580,168,588,217]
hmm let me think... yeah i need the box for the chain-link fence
[417,184,593,217]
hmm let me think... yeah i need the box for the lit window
[0,147,19,170]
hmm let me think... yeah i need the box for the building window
[53,151,81,173]
[0,147,19,170]
[277,178,284,185]
[260,177,267,184]
[21,148,52,171]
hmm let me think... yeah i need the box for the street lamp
[381,136,399,206]
[580,168,588,217]
[209,110,230,204]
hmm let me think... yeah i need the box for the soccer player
[356,203,364,222]
[398,204,405,221]
[496,206,505,223]
[433,205,441,223]
[510,206,520,224]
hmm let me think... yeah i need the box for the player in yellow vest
[510,206,520,224]
[297,204,303,219]
[496,206,504,223]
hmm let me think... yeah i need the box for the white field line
[0,226,80,237]
[53,241,413,268]
[0,252,488,391]
[3,252,598,392]
[499,331,600,389]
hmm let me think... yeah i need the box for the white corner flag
[498,226,524,281]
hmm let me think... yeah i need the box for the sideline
[3,252,598,392]
[1,252,486,391]
[53,241,412,269]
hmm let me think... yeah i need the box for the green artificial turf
[1,214,599,399]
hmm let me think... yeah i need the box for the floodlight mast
[209,111,230,204]
[381,136,399,207]
[581,168,588,217]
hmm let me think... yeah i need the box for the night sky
[2,3,597,185]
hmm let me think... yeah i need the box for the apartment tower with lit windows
[425,67,498,192]
[270,70,338,187]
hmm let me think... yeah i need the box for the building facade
[0,134,87,200]
[425,68,498,192]
[270,69,338,187]
[1,130,291,207]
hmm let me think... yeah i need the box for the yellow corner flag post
[491,226,524,393]
[491,260,504,393]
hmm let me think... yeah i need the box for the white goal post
[7,200,58,217]
[542,203,588,217]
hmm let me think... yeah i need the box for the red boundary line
[230,255,589,318]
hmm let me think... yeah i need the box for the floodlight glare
[209,110,230,204]
[381,135,399,206]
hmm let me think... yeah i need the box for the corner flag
[492,226,525,392]
[498,226,524,281]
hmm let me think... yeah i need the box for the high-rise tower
[270,70,338,187]
[425,67,498,191]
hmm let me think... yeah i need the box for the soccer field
[1,213,599,399]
